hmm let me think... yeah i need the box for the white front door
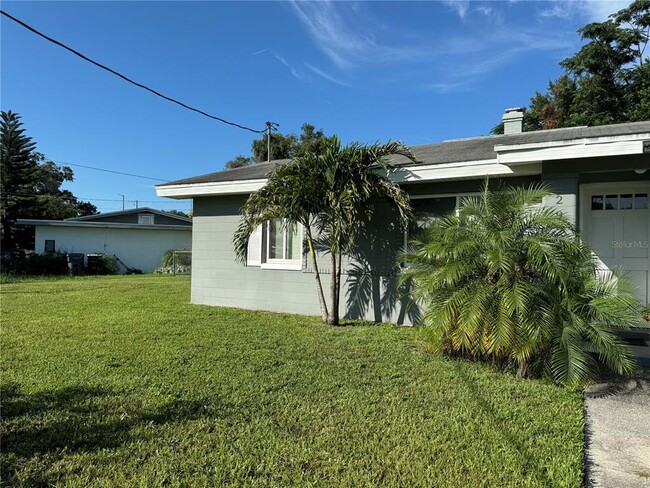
[581,182,650,304]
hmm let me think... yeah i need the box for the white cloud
[539,1,629,22]
[269,52,303,81]
[289,1,426,69]
[423,80,473,93]
[443,0,470,19]
[476,6,493,16]
[579,0,628,21]
[289,1,575,93]
[539,4,572,19]
[304,63,351,87]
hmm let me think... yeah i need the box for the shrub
[4,252,68,276]
[401,182,640,386]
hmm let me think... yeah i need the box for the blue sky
[1,0,628,213]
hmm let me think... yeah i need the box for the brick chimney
[502,107,524,134]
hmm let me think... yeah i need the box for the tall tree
[251,130,297,163]
[1,111,39,248]
[234,137,415,325]
[226,123,335,169]
[493,0,649,133]
[0,111,97,250]
[225,155,253,169]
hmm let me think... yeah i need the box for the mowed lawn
[1,275,584,487]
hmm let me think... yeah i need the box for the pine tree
[0,111,39,249]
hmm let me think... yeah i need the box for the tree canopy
[225,123,335,169]
[493,0,650,133]
[0,110,97,250]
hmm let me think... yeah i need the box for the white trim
[261,261,303,271]
[388,161,541,183]
[264,220,303,271]
[496,134,650,166]
[246,224,263,267]
[155,179,267,198]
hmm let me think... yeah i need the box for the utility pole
[265,121,279,162]
[135,200,139,209]
[119,194,125,211]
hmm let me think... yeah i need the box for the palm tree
[234,136,416,325]
[401,182,639,385]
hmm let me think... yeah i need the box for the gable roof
[158,160,291,187]
[157,121,650,187]
[66,207,192,223]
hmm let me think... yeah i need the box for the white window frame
[138,214,154,225]
[262,219,303,271]
[246,224,264,266]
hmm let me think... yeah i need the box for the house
[17,208,192,273]
[156,110,650,323]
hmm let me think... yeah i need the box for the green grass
[1,275,584,487]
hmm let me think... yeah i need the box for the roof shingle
[158,121,650,187]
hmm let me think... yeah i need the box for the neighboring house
[18,208,192,273]
[156,109,650,323]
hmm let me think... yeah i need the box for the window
[406,194,473,245]
[246,220,303,270]
[265,219,302,269]
[138,214,154,225]
[591,193,648,210]
[44,240,55,253]
[409,197,457,239]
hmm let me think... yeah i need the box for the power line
[0,9,266,134]
[51,159,169,182]
[5,192,192,207]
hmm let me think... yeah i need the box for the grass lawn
[1,275,584,487]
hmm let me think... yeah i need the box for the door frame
[579,181,650,304]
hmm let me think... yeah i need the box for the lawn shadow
[452,363,560,487]
[1,382,218,485]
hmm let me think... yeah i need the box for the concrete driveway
[585,372,650,487]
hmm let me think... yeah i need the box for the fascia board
[155,179,267,198]
[496,135,650,165]
[388,160,541,183]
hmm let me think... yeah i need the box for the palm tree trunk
[328,250,339,325]
[336,250,343,321]
[305,224,328,324]
[516,359,529,379]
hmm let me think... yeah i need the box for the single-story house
[18,208,192,273]
[156,109,649,323]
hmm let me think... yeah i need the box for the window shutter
[246,224,263,266]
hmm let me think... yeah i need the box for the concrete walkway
[584,372,650,488]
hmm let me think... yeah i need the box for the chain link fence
[156,250,191,275]
[171,250,191,275]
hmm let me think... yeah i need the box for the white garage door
[581,182,650,304]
